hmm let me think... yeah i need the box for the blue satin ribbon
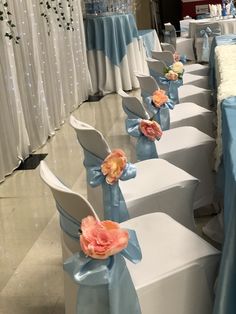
[63,224,142,314]
[144,95,174,130]
[64,228,142,314]
[200,27,213,62]
[180,54,187,64]
[122,105,159,160]
[83,149,136,223]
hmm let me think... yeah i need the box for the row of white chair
[39,55,220,313]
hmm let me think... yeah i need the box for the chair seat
[184,63,209,76]
[183,73,209,89]
[122,212,220,314]
[155,126,215,209]
[179,84,212,108]
[170,102,213,136]
[120,158,198,229]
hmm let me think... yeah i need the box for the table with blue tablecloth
[84,14,149,95]
[207,38,236,314]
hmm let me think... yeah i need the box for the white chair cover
[164,23,195,61]
[148,57,209,89]
[39,162,220,314]
[118,89,213,136]
[194,22,221,62]
[159,46,209,76]
[136,73,212,108]
[70,116,199,230]
[118,91,215,209]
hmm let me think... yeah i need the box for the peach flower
[172,61,184,74]
[173,52,180,62]
[140,120,163,141]
[165,70,178,81]
[80,216,129,259]
[152,89,168,107]
[101,149,127,185]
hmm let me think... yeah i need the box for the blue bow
[83,149,136,223]
[122,106,159,161]
[64,228,142,314]
[200,27,213,62]
[144,95,174,130]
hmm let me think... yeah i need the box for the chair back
[135,73,159,95]
[39,160,98,253]
[152,51,174,66]
[164,23,177,48]
[70,115,111,160]
[118,89,150,119]
[195,22,221,38]
[147,59,166,75]
[161,42,175,54]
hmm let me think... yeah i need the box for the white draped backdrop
[0,0,91,182]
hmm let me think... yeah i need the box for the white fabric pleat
[0,0,91,182]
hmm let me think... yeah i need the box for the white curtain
[0,0,91,182]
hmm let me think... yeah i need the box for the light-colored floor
[0,91,217,314]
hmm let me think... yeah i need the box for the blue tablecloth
[209,34,236,91]
[85,14,139,66]
[213,96,236,314]
[138,29,158,58]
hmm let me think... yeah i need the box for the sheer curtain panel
[0,0,91,182]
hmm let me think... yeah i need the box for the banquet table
[207,41,236,314]
[84,13,149,95]
[188,17,236,38]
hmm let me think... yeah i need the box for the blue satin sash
[180,54,187,64]
[149,68,182,104]
[122,106,159,160]
[82,149,136,223]
[64,225,142,314]
[144,95,174,130]
[200,27,213,62]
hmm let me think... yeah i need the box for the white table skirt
[87,38,149,95]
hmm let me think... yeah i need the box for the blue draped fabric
[85,14,138,66]
[138,29,158,58]
[82,149,136,223]
[122,105,159,160]
[143,96,174,130]
[213,96,236,314]
[149,68,182,104]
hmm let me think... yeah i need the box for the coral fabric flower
[80,216,129,259]
[101,149,127,185]
[152,89,168,107]
[173,52,180,62]
[165,70,179,81]
[172,61,184,74]
[140,120,163,141]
